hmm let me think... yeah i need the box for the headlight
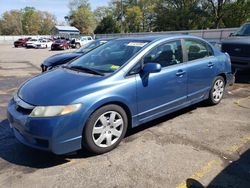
[30,104,82,117]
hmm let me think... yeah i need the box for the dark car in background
[14,38,29,47]
[41,38,113,72]
[51,39,70,50]
[221,23,250,69]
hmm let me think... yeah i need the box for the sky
[0,0,109,23]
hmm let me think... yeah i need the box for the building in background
[52,25,80,38]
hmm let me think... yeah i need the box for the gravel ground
[0,44,250,188]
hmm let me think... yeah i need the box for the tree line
[0,7,56,35]
[0,0,249,35]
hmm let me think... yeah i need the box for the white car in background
[26,38,39,48]
[36,39,53,48]
[26,38,53,49]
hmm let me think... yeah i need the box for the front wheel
[83,105,128,154]
[207,76,225,105]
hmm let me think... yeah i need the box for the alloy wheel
[92,111,124,148]
[212,79,224,102]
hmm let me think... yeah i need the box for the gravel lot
[0,44,250,188]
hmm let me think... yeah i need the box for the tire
[76,43,80,49]
[83,104,128,154]
[207,76,225,105]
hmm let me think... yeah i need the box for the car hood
[18,68,105,106]
[43,53,82,66]
[222,37,250,44]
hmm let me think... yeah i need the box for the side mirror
[143,63,161,74]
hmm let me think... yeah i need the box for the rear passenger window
[185,40,213,61]
[143,40,183,68]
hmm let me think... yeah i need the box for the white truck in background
[70,36,94,48]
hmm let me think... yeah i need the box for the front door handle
[208,62,214,68]
[176,70,186,77]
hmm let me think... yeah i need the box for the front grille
[222,43,250,58]
[52,44,60,48]
[16,105,33,115]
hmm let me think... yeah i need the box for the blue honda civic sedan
[7,35,234,154]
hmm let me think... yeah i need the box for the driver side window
[143,40,183,68]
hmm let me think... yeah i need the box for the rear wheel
[83,105,128,154]
[207,76,225,105]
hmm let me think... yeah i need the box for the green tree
[39,11,56,34]
[204,0,232,28]
[94,15,120,34]
[21,7,41,34]
[94,6,112,23]
[68,0,96,34]
[222,0,250,27]
[0,10,23,35]
[69,0,90,12]
[125,6,143,32]
[69,6,96,34]
[154,0,206,31]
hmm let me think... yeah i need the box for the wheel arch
[87,100,133,130]
[217,73,227,85]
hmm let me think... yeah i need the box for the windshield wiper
[67,65,105,76]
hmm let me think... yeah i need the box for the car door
[134,40,188,124]
[183,39,217,103]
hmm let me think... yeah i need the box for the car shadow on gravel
[183,148,250,187]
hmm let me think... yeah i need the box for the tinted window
[143,40,183,68]
[185,40,212,61]
[234,24,250,36]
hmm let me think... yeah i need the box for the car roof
[114,34,201,42]
[95,38,116,41]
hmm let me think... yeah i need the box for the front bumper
[7,98,84,154]
[51,45,64,50]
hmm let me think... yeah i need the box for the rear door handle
[208,62,214,68]
[176,70,186,77]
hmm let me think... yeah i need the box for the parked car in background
[51,39,70,50]
[70,36,93,48]
[221,23,250,69]
[7,35,234,155]
[26,38,39,48]
[41,38,114,72]
[37,39,54,49]
[14,38,29,47]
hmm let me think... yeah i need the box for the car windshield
[234,24,250,36]
[67,39,149,74]
[75,40,107,53]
